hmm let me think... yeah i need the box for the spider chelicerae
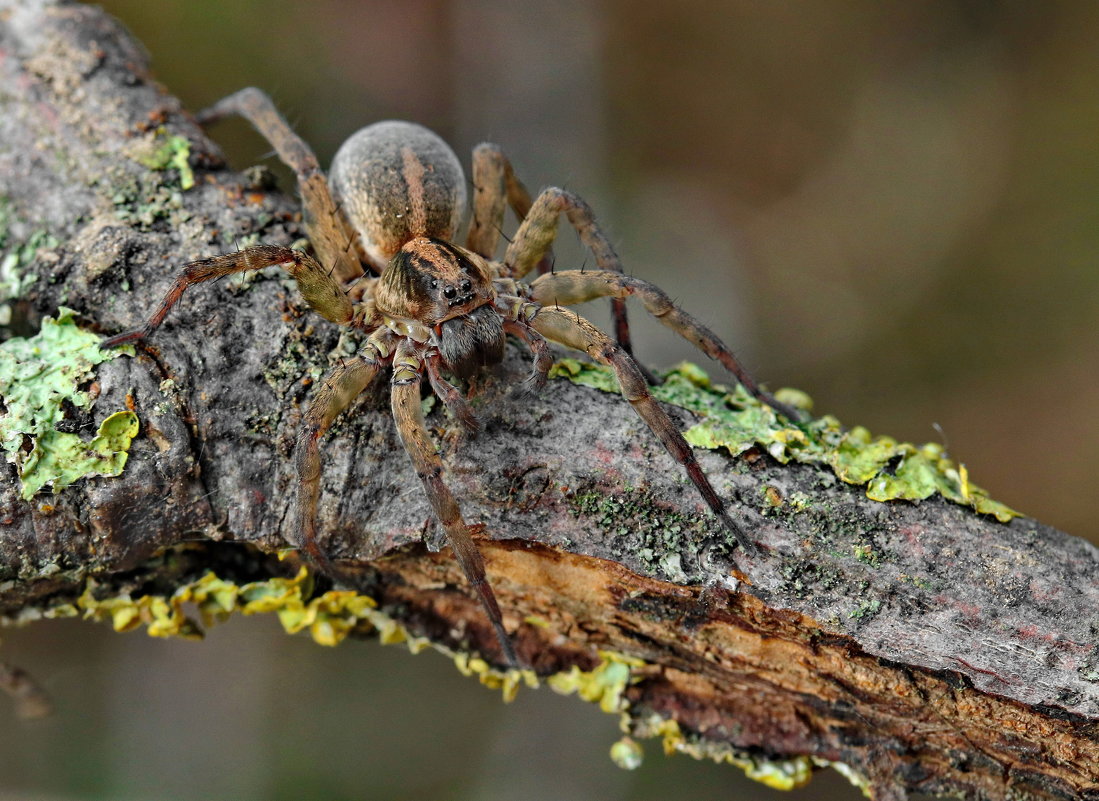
[102,88,797,668]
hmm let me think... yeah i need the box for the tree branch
[1,2,1097,799]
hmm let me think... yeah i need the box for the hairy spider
[102,88,796,668]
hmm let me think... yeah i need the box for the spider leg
[503,319,553,395]
[504,187,659,384]
[391,358,519,667]
[295,353,382,575]
[197,87,365,281]
[528,270,800,420]
[466,143,548,271]
[531,305,759,555]
[425,353,479,434]
[100,245,353,347]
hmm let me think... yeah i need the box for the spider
[101,88,797,668]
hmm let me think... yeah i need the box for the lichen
[629,708,815,790]
[550,359,1018,522]
[59,563,538,700]
[132,127,195,191]
[566,484,714,583]
[28,562,862,793]
[75,568,380,643]
[0,218,59,325]
[0,308,138,498]
[848,598,882,620]
[547,650,644,713]
[609,736,644,769]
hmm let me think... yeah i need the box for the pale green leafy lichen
[18,410,139,499]
[549,358,1018,522]
[0,308,137,498]
[134,128,195,191]
[0,220,59,324]
[1,230,56,302]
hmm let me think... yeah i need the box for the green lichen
[0,308,137,498]
[0,225,59,324]
[566,485,711,582]
[852,543,880,567]
[848,598,882,620]
[133,128,195,191]
[550,359,1018,523]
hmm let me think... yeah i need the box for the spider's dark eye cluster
[442,280,474,301]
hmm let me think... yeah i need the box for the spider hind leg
[197,87,365,281]
[504,186,663,384]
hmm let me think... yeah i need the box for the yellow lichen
[40,568,866,792]
[75,568,378,645]
[609,736,644,770]
[546,650,645,714]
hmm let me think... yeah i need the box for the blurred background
[3,1,1098,799]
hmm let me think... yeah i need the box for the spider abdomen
[437,305,506,380]
[330,121,467,268]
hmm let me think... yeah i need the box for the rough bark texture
[1,3,1098,799]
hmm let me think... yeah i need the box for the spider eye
[431,280,438,289]
[443,286,457,299]
[460,280,472,293]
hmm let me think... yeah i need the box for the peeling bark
[1,2,1098,799]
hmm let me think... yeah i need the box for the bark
[1,2,1098,799]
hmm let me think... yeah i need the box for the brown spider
[102,88,797,668]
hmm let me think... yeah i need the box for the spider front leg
[100,245,353,347]
[425,353,479,434]
[499,185,660,383]
[503,318,553,395]
[528,270,800,421]
[531,306,759,555]
[295,354,382,575]
[391,352,520,667]
[197,87,364,282]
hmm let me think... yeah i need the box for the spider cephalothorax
[102,88,797,668]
